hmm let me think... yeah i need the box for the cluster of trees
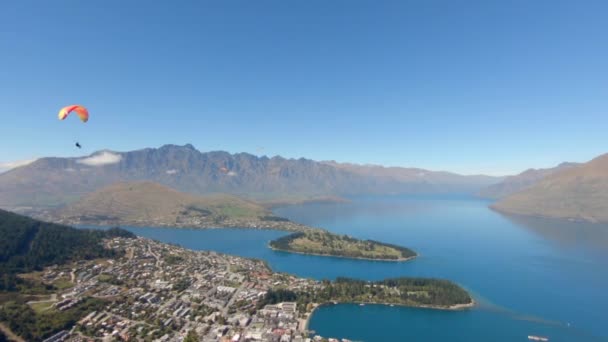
[164,254,184,265]
[0,209,135,291]
[366,240,416,258]
[183,330,199,342]
[331,277,472,306]
[0,298,105,341]
[173,277,191,292]
[76,214,120,222]
[269,232,306,250]
[269,231,417,260]
[259,277,471,312]
[258,289,299,308]
[182,206,212,217]
[259,215,290,222]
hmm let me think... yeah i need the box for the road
[101,311,153,328]
[26,294,58,305]
[0,322,25,342]
[221,283,247,316]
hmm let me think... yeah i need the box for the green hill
[46,181,309,231]
[0,209,134,291]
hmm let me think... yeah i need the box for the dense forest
[0,209,135,291]
[269,231,417,260]
[260,276,472,311]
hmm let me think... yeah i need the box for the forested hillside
[0,209,134,291]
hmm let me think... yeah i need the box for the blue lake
[88,196,608,341]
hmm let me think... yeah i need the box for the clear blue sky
[1,0,607,175]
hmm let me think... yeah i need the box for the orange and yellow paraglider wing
[58,105,89,122]
[58,105,73,120]
[73,106,89,122]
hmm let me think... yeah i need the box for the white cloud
[227,171,238,177]
[0,158,37,173]
[77,152,122,166]
[166,169,178,175]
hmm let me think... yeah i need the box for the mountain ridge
[0,144,502,209]
[492,153,608,223]
[478,162,579,199]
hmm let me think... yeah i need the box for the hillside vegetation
[270,231,417,261]
[0,209,134,291]
[46,181,310,231]
[261,277,473,310]
[0,298,105,342]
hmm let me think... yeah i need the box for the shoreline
[304,299,476,331]
[262,196,351,209]
[322,299,476,311]
[269,245,417,262]
[47,219,317,233]
[489,206,606,225]
[311,299,477,316]
[59,219,417,263]
[303,303,320,333]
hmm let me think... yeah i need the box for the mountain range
[492,153,608,223]
[4,143,607,224]
[0,144,502,210]
[477,162,580,199]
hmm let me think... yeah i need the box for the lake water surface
[96,196,608,341]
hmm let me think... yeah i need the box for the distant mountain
[492,154,608,223]
[44,181,308,231]
[478,162,579,199]
[0,144,502,209]
[323,161,501,194]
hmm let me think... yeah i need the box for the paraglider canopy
[58,105,89,122]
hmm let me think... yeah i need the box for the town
[35,237,352,342]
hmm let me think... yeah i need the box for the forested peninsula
[270,231,417,261]
[261,277,474,311]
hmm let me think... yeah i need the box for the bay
[84,195,608,341]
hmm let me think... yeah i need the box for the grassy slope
[56,181,269,223]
